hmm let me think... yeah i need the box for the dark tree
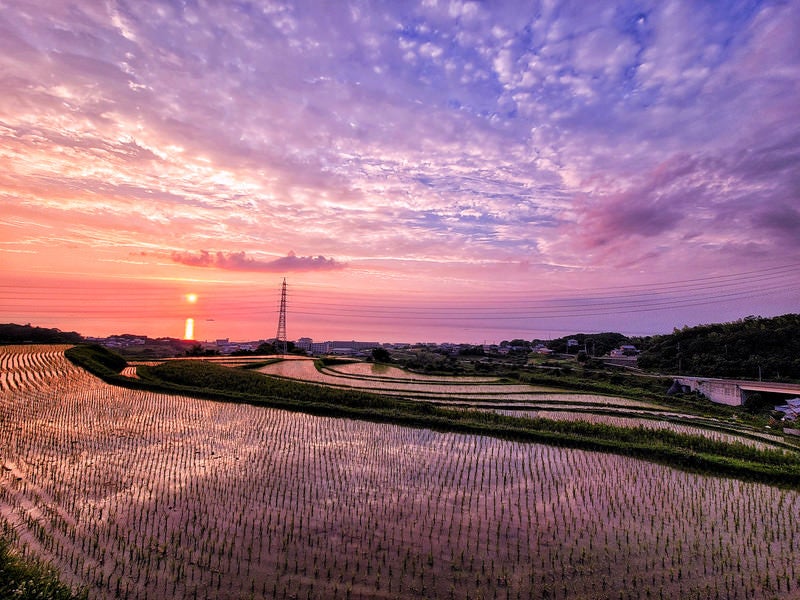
[637,314,800,381]
[371,347,391,363]
[0,323,83,344]
[459,345,485,357]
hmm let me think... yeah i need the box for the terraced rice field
[257,358,792,451]
[492,409,790,451]
[324,361,498,382]
[2,346,800,599]
[0,344,74,392]
[257,358,663,409]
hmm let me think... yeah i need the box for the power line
[0,263,797,323]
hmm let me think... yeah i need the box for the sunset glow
[184,318,195,341]
[0,1,798,343]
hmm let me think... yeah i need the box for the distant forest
[0,323,83,345]
[542,314,800,382]
[634,314,800,382]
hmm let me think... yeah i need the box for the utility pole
[275,278,287,355]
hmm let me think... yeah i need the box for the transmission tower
[275,278,288,354]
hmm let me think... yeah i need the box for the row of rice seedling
[398,392,665,409]
[255,357,794,448]
[258,358,538,393]
[323,361,499,382]
[1,346,800,599]
[490,409,790,452]
[0,345,74,392]
[256,359,665,408]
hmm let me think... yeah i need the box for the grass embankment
[0,537,86,600]
[66,345,800,487]
[408,355,741,418]
[65,344,127,378]
[520,367,738,416]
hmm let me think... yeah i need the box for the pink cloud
[170,250,345,272]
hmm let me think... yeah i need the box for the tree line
[0,323,83,345]
[635,314,800,381]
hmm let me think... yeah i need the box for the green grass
[64,344,127,378]
[0,537,86,600]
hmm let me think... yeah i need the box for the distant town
[90,333,531,356]
[85,331,640,361]
[0,322,642,361]
[89,333,390,357]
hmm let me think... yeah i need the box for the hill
[543,332,631,356]
[636,314,800,382]
[0,323,83,345]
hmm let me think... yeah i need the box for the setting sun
[186,293,198,304]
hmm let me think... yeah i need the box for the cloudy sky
[1,0,798,343]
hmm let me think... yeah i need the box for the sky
[1,0,799,344]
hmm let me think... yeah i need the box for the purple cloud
[170,250,345,272]
[754,205,800,249]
